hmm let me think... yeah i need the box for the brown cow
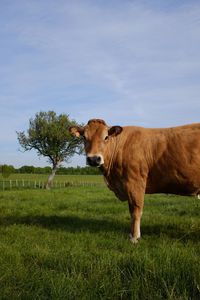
[69,119,200,243]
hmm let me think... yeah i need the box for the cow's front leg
[128,193,144,244]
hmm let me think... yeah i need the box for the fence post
[10,180,12,190]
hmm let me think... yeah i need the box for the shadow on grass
[0,215,127,234]
[0,215,199,242]
[142,223,200,243]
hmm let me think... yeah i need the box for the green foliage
[0,188,199,299]
[57,166,101,175]
[17,165,52,174]
[0,164,15,178]
[17,111,83,167]
[1,165,101,175]
[17,165,35,174]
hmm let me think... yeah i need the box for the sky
[0,0,200,168]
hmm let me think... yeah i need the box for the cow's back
[105,123,200,197]
[104,124,200,200]
[146,124,200,195]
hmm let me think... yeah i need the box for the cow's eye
[105,136,109,141]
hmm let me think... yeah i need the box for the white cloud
[0,0,200,166]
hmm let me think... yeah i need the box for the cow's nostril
[96,156,101,163]
[87,155,102,167]
[87,156,92,165]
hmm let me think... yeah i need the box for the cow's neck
[100,135,122,179]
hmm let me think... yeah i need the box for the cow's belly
[146,173,200,195]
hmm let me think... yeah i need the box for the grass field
[0,173,104,183]
[0,184,199,299]
[0,174,104,190]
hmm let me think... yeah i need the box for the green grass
[0,187,199,299]
[0,173,104,183]
[0,174,104,190]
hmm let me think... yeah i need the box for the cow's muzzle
[86,155,103,167]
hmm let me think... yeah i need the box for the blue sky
[0,0,200,167]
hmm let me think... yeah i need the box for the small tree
[17,111,83,189]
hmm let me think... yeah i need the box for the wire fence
[0,180,105,191]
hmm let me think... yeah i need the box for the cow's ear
[108,126,123,137]
[69,126,84,138]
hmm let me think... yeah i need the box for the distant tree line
[0,164,100,177]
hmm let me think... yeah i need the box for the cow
[69,119,200,243]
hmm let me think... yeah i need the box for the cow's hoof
[197,194,200,199]
[129,233,139,244]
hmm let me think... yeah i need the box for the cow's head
[69,119,123,167]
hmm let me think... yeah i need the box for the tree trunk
[46,163,60,189]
